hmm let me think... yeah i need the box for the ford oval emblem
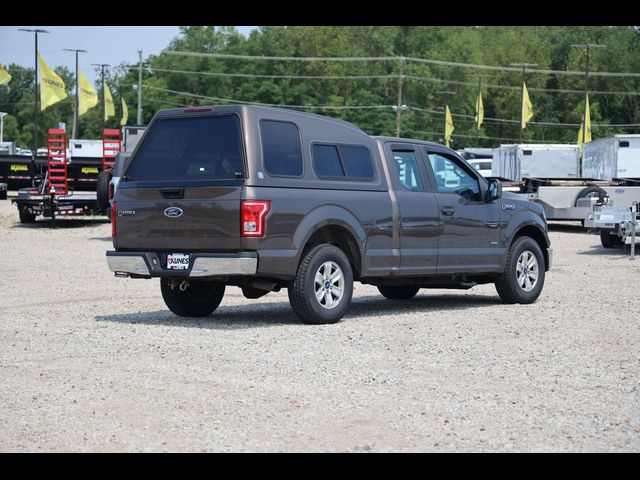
[164,207,184,218]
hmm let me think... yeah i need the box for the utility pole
[395,56,405,137]
[510,63,538,143]
[437,90,455,144]
[63,48,87,139]
[0,112,7,143]
[570,44,606,148]
[137,50,143,125]
[18,28,49,185]
[91,63,110,127]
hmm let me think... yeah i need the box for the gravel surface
[0,195,638,452]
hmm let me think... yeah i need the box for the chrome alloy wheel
[516,250,539,292]
[314,261,344,310]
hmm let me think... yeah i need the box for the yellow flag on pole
[120,97,129,126]
[578,94,592,154]
[38,53,67,111]
[104,81,115,121]
[475,91,484,129]
[521,82,533,129]
[444,105,454,147]
[0,64,11,85]
[78,69,98,116]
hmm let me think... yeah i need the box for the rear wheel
[160,279,225,317]
[18,206,36,224]
[495,236,545,304]
[288,244,353,324]
[600,230,625,248]
[377,285,420,300]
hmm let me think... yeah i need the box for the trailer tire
[600,230,625,248]
[18,207,36,224]
[575,186,607,207]
[378,285,420,300]
[96,170,112,213]
[161,279,225,317]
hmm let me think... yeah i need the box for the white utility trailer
[490,142,640,222]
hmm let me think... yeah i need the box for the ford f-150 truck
[107,105,552,324]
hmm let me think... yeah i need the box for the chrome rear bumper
[106,251,257,278]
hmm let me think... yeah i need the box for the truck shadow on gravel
[578,245,635,257]
[95,293,502,330]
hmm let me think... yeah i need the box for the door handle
[441,206,455,216]
[485,222,500,228]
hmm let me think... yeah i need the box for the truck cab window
[426,152,481,202]
[392,151,423,191]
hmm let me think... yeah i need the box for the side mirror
[486,178,502,203]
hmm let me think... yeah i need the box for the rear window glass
[338,145,374,178]
[313,144,344,177]
[125,115,243,181]
[261,120,303,176]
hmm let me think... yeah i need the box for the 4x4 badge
[164,207,184,218]
[502,204,515,210]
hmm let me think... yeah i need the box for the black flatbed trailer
[12,186,107,224]
[0,154,101,191]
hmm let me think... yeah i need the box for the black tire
[600,230,625,248]
[18,207,36,224]
[288,244,354,324]
[96,170,112,213]
[160,279,225,317]
[495,236,546,304]
[377,285,420,300]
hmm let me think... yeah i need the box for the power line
[164,51,640,78]
[123,64,640,97]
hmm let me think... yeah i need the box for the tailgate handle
[160,187,184,199]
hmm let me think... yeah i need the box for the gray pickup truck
[107,105,552,324]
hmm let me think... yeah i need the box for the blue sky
[0,26,257,85]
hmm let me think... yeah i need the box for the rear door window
[125,115,243,181]
[261,120,303,176]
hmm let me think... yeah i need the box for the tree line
[2,26,640,149]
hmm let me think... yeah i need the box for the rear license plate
[167,253,190,270]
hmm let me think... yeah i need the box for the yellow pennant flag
[474,91,484,129]
[521,81,534,129]
[120,97,129,126]
[78,69,98,116]
[38,53,67,111]
[104,81,115,121]
[578,95,592,154]
[444,105,454,147]
[0,64,11,85]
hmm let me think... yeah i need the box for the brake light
[182,107,213,113]
[111,202,117,237]
[241,200,270,237]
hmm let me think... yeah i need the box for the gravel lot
[0,194,638,452]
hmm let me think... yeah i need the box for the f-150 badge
[502,204,516,210]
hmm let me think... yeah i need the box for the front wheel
[495,237,546,304]
[288,244,353,324]
[160,279,225,317]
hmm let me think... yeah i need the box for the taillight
[111,202,117,237]
[241,200,270,237]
